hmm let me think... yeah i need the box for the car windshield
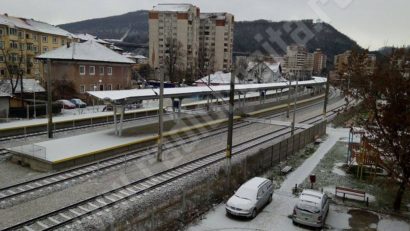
[235,186,256,200]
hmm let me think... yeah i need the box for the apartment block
[149,4,234,81]
[0,13,73,81]
[283,45,313,80]
[313,48,327,75]
[199,13,234,73]
[149,3,200,79]
[334,50,376,74]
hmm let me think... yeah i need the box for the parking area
[188,128,410,231]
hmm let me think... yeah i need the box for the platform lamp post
[93,85,97,112]
[33,79,39,119]
[46,59,53,138]
[157,68,164,162]
[323,74,330,120]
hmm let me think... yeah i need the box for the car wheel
[251,209,257,219]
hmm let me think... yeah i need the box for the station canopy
[88,77,326,104]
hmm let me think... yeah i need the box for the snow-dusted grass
[299,141,410,213]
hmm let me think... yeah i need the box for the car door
[256,187,265,209]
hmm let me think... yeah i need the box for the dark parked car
[70,98,87,108]
[56,100,76,109]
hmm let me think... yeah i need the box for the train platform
[7,112,235,172]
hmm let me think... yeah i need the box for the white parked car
[293,189,330,228]
[225,177,273,218]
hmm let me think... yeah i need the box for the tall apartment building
[312,48,327,75]
[199,13,234,73]
[334,50,376,74]
[149,4,200,80]
[0,13,73,81]
[149,4,234,81]
[283,45,313,80]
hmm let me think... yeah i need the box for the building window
[33,34,37,41]
[43,46,48,52]
[80,85,85,93]
[18,31,23,38]
[9,28,17,35]
[0,41,3,49]
[99,66,104,75]
[42,35,48,43]
[25,33,30,39]
[0,55,4,62]
[26,43,33,51]
[0,29,3,36]
[33,46,38,52]
[52,36,57,44]
[9,41,18,49]
[79,65,86,75]
[89,66,95,75]
[107,67,112,75]
[106,84,112,90]
[61,39,65,45]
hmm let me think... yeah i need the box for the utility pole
[286,73,292,119]
[226,71,235,173]
[47,59,53,138]
[323,75,330,119]
[291,77,298,136]
[157,69,164,162]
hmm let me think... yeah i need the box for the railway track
[0,112,174,143]
[0,97,343,207]
[1,106,343,231]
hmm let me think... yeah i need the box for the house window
[43,46,48,52]
[61,39,65,45]
[99,66,104,75]
[0,41,3,49]
[52,36,57,44]
[0,55,4,62]
[80,85,85,93]
[42,35,48,42]
[33,46,38,52]
[79,65,86,75]
[25,33,30,39]
[107,67,112,75]
[0,29,3,36]
[0,69,4,76]
[26,43,33,51]
[9,41,18,49]
[89,66,95,75]
[18,31,23,38]
[9,28,17,35]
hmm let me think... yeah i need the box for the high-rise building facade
[199,13,234,73]
[313,48,327,75]
[149,4,200,80]
[149,4,234,81]
[0,14,73,81]
[283,45,313,80]
[334,50,376,74]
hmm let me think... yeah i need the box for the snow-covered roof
[200,13,227,20]
[88,77,327,103]
[0,79,45,94]
[0,14,72,37]
[36,40,135,64]
[195,71,240,85]
[153,3,193,12]
[73,33,110,44]
[122,52,147,60]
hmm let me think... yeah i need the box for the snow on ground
[188,127,349,231]
[187,127,410,231]
[332,162,347,176]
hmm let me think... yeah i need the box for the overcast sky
[1,0,409,50]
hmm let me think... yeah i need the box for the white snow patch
[332,162,347,176]
[377,217,410,231]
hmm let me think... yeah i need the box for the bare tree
[52,77,77,100]
[164,37,184,83]
[1,36,26,105]
[341,48,410,211]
